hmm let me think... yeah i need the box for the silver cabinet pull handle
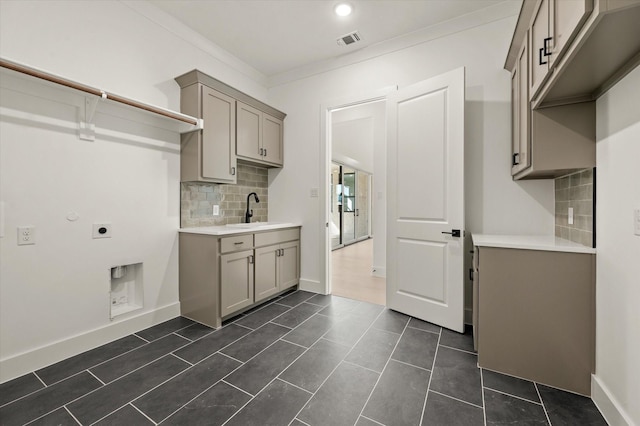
[249,255,254,264]
[234,241,244,245]
[231,167,236,175]
[264,148,267,157]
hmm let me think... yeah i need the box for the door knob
[442,229,461,237]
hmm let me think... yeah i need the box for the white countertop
[472,234,596,254]
[179,222,301,236]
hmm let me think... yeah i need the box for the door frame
[320,86,396,296]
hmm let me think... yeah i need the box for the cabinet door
[237,102,262,161]
[202,87,237,183]
[517,39,531,172]
[512,38,530,176]
[254,245,279,303]
[530,0,550,99]
[220,249,254,317]
[549,0,593,66]
[262,114,283,166]
[279,241,300,291]
[511,68,520,174]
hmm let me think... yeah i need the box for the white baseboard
[372,266,386,278]
[591,374,634,426]
[0,302,180,384]
[298,278,325,294]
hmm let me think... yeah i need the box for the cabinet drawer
[220,234,254,253]
[254,228,300,247]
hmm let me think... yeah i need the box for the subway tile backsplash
[181,164,268,227]
[555,168,594,247]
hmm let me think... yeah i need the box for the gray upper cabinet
[178,84,237,184]
[175,70,287,182]
[529,0,593,100]
[237,101,284,166]
[529,0,551,98]
[511,34,531,176]
[549,0,593,67]
[507,0,640,108]
[506,0,639,179]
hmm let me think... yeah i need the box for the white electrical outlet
[92,223,112,239]
[568,207,574,225]
[17,226,35,245]
[213,205,220,216]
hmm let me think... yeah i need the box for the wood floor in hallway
[331,238,386,305]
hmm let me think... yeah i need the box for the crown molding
[267,1,521,88]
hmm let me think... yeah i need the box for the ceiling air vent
[337,31,362,46]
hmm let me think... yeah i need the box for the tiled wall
[181,164,268,227]
[555,168,594,247]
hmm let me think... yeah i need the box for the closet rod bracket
[79,92,106,141]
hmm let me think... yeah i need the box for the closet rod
[0,58,199,126]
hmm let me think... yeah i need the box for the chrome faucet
[245,192,260,223]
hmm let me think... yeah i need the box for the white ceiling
[149,0,509,79]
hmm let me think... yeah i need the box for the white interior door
[386,67,465,332]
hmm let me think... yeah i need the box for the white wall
[0,0,267,382]
[592,65,640,426]
[267,13,555,293]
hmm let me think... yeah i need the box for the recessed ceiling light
[334,3,353,17]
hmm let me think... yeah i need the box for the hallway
[331,239,385,305]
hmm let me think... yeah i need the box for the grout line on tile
[429,389,485,410]
[91,357,193,425]
[222,379,255,398]
[32,371,48,387]
[406,325,441,335]
[342,360,383,375]
[86,369,106,386]
[389,358,432,373]
[171,353,194,366]
[360,414,386,425]
[480,366,488,426]
[234,323,255,331]
[291,417,312,426]
[173,331,193,342]
[269,321,293,329]
[217,351,245,364]
[356,312,410,423]
[64,406,82,425]
[276,378,314,395]
[151,360,247,425]
[134,333,151,343]
[130,402,159,425]
[286,308,387,425]
[483,386,542,405]
[419,327,442,426]
[534,382,553,426]
[281,339,310,350]
[23,407,70,426]
[438,343,477,356]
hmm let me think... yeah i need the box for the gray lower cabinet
[255,240,300,303]
[220,249,254,317]
[179,227,300,328]
[473,245,595,395]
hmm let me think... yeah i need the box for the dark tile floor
[0,290,608,426]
